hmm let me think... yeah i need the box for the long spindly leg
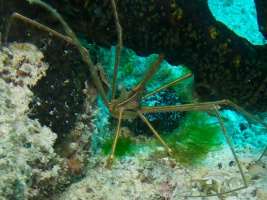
[140,101,266,196]
[26,0,111,107]
[5,12,74,45]
[184,104,248,197]
[116,54,165,108]
[109,108,125,163]
[141,101,267,160]
[135,109,173,156]
[129,54,164,95]
[143,73,193,99]
[207,104,247,196]
[212,100,267,160]
[110,0,122,101]
[258,146,267,161]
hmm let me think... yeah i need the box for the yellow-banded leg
[109,107,125,163]
[135,109,173,156]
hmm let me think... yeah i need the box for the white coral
[0,43,63,199]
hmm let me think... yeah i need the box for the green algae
[102,137,133,158]
[101,111,222,164]
[162,112,222,164]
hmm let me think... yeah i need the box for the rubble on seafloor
[0,42,66,199]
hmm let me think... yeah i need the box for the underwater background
[0,0,267,199]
